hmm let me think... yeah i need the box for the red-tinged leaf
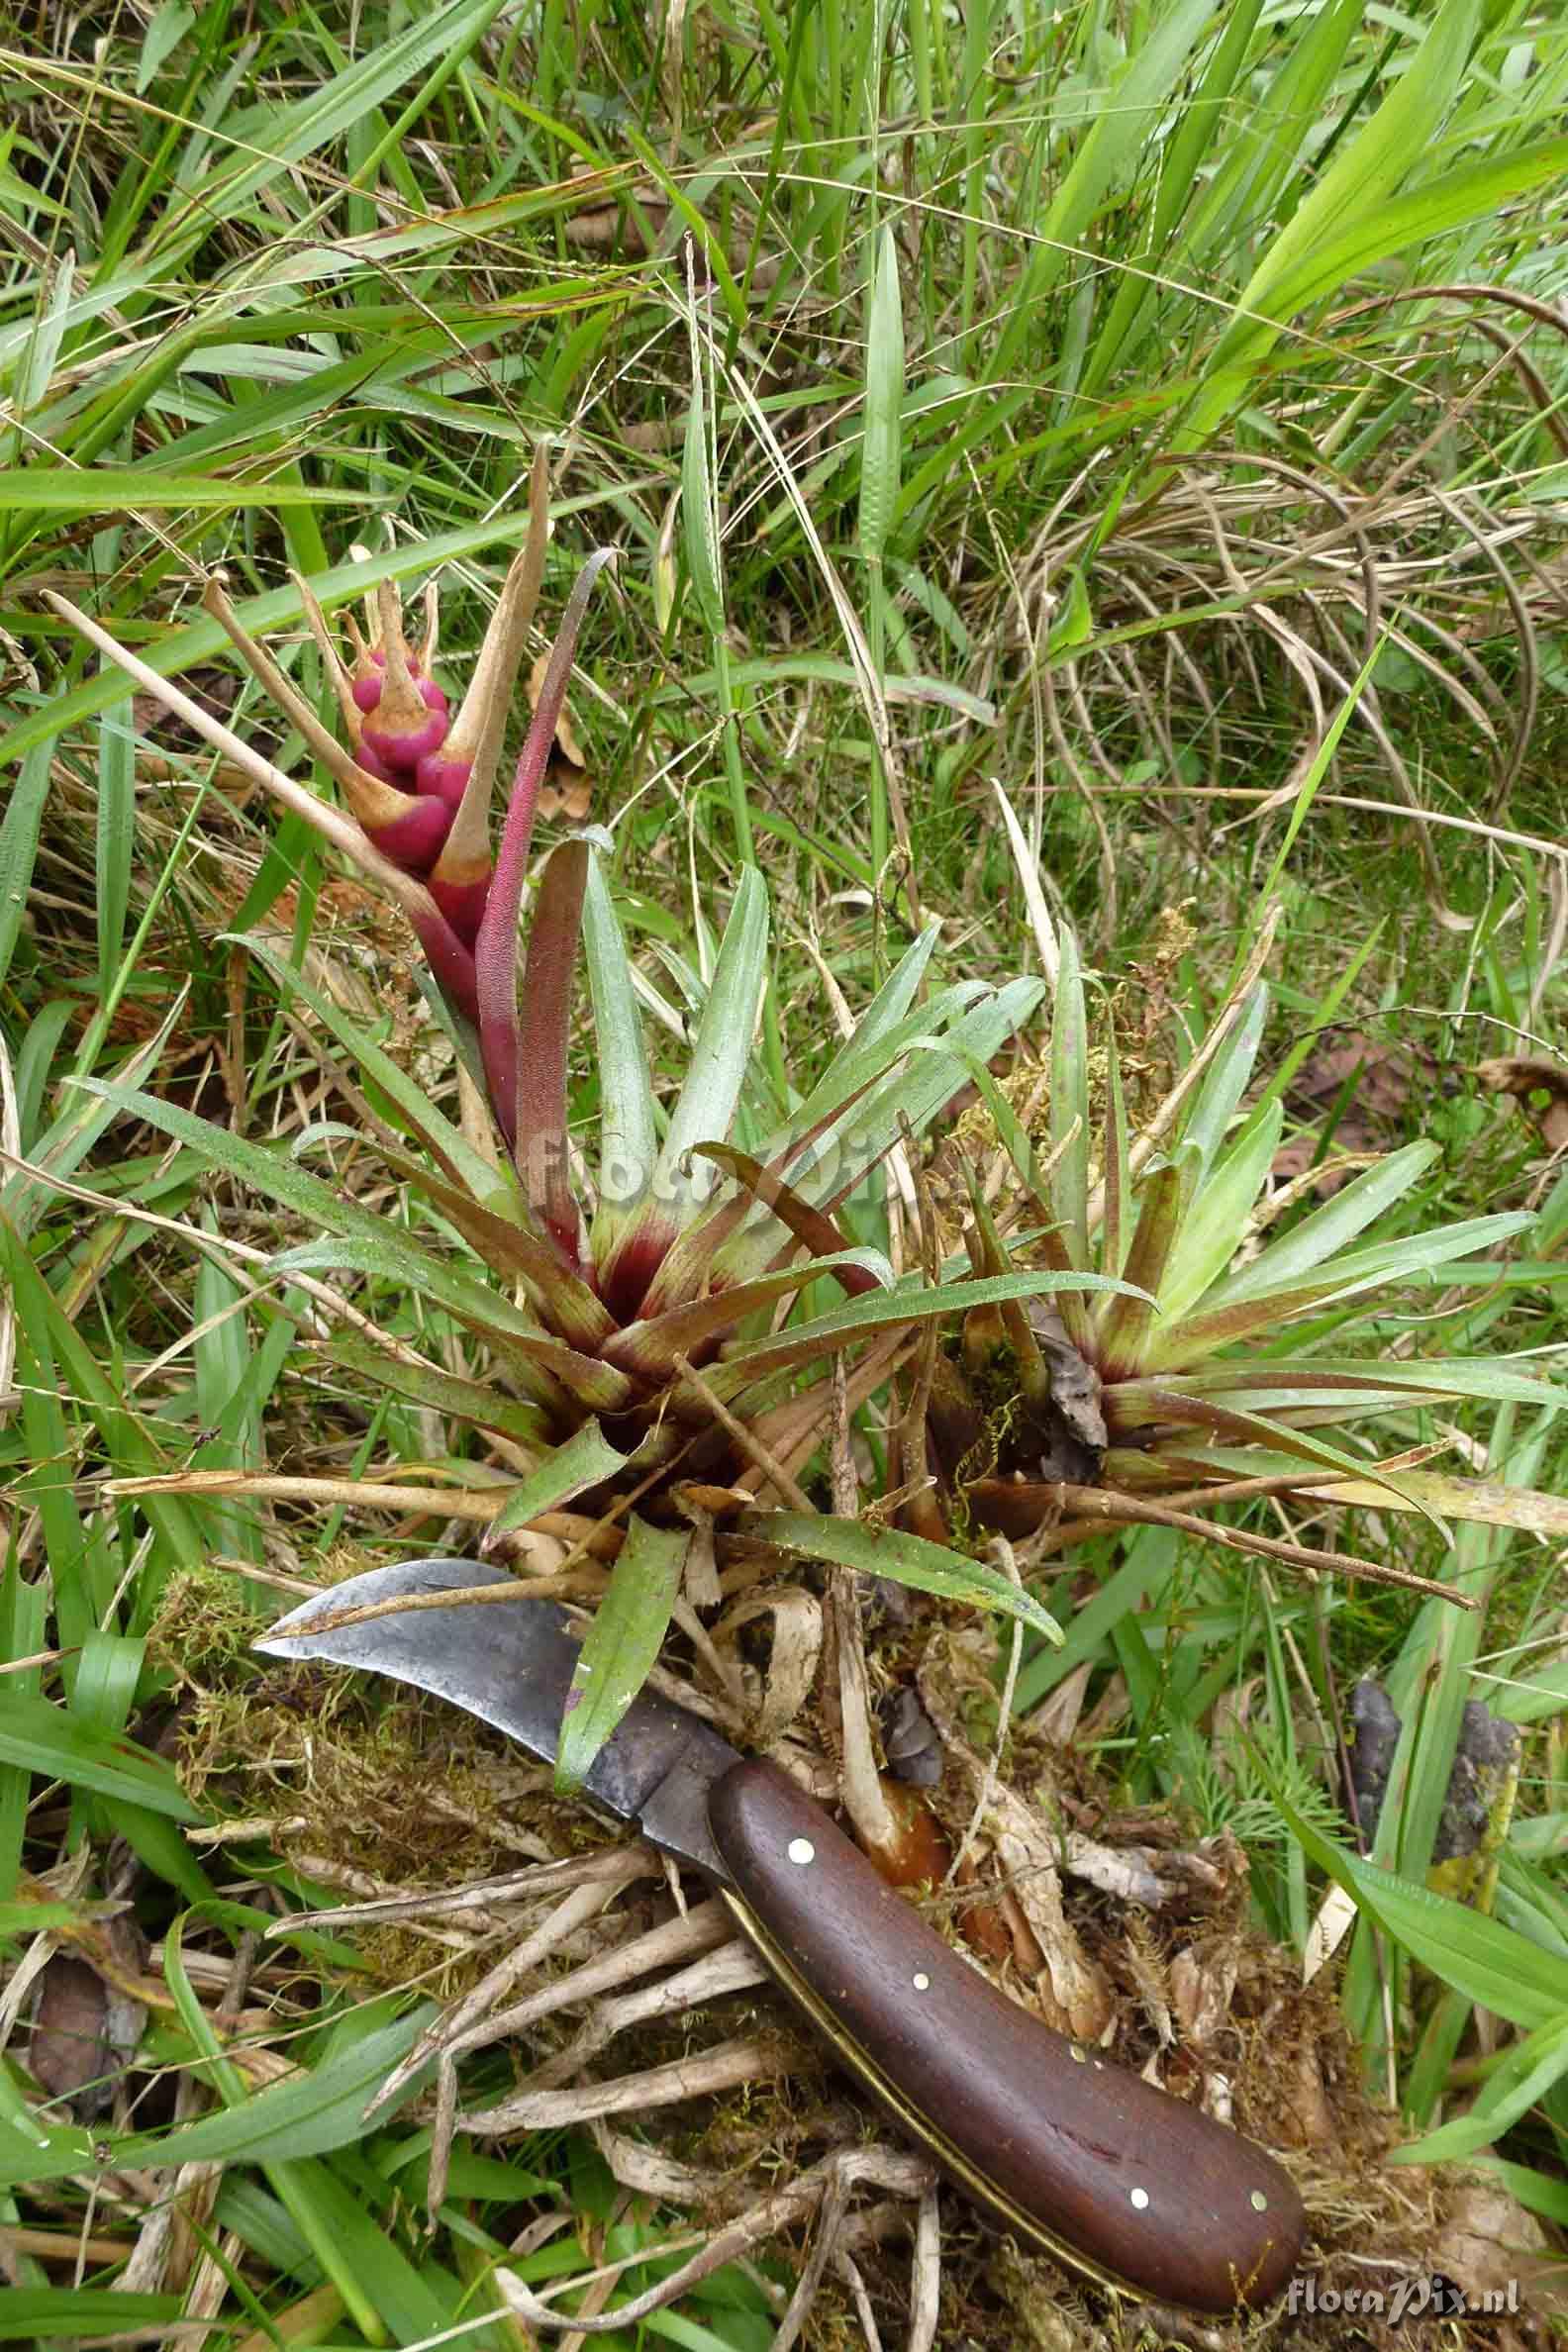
[597,1210,682,1327]
[369,1142,614,1352]
[595,870,769,1318]
[633,1193,753,1320]
[1111,1445,1568,1538]
[1094,1162,1181,1378]
[1102,1380,1344,1446]
[607,1246,893,1381]
[475,548,616,1151]
[1139,1281,1347,1366]
[487,1332,632,1415]
[645,1082,888,1309]
[1103,1387,1451,1534]
[270,1233,632,1412]
[694,1143,885,1296]
[517,838,589,1266]
[330,1333,548,1451]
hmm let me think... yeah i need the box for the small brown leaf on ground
[1275,1033,1445,1195]
[29,1953,145,2121]
[1290,1033,1428,1122]
[1270,1134,1362,1197]
[561,174,670,255]
[1478,1054,1568,1151]
[1432,2181,1566,2325]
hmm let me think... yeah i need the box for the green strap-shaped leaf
[1181,984,1267,1177]
[1157,1098,1284,1323]
[769,977,989,1156]
[596,869,771,1299]
[0,2292,193,2341]
[583,849,657,1261]
[1135,1357,1559,1410]
[555,1516,692,1792]
[0,470,355,511]
[740,1512,1063,1643]
[1393,2012,1568,2168]
[802,978,1044,1218]
[658,867,768,1210]
[1269,1785,1568,2033]
[1049,927,1090,1274]
[1206,1139,1442,1302]
[682,352,725,639]
[488,1420,637,1539]
[0,1693,197,1819]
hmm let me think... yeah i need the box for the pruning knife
[256,1559,1305,2313]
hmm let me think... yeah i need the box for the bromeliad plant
[913,932,1562,1583]
[48,478,1158,1774]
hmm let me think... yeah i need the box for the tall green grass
[2,0,1566,2340]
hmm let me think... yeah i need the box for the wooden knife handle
[709,1759,1304,2314]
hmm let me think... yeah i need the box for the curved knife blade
[254,1558,740,1881]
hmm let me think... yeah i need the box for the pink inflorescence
[313,596,483,905]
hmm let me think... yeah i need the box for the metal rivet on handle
[1129,2188,1150,2211]
[787,1837,816,1867]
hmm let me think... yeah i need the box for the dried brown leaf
[29,1952,145,2121]
[1479,1053,1568,1151]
